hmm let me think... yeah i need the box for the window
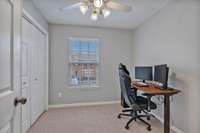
[69,38,100,87]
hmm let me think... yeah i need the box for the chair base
[118,113,132,119]
[118,112,152,131]
[143,110,156,120]
[122,109,132,112]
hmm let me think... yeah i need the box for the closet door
[30,21,46,124]
[21,17,46,126]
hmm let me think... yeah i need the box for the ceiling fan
[61,0,132,21]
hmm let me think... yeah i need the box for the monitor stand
[163,84,168,89]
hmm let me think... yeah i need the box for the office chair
[118,63,152,115]
[118,63,134,111]
[118,69,157,131]
[118,64,156,119]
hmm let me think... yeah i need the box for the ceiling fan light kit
[102,9,111,18]
[82,0,111,21]
[80,4,88,15]
[61,0,132,21]
[94,0,103,8]
[91,10,98,20]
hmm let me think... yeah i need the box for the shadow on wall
[171,74,189,132]
[197,40,200,132]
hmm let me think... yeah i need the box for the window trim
[68,37,100,88]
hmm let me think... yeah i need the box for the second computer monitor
[154,64,169,88]
[135,66,153,83]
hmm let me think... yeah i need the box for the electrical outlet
[58,92,62,98]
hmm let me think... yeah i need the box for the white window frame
[68,37,100,88]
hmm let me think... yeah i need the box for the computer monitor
[135,66,153,83]
[154,64,169,88]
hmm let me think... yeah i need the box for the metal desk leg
[164,95,170,133]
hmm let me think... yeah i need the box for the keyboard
[135,82,149,87]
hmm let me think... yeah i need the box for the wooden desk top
[132,81,180,96]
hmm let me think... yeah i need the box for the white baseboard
[48,100,120,109]
[152,113,184,133]
[171,126,184,133]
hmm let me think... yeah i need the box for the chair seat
[136,96,157,110]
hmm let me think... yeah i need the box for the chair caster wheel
[147,116,150,120]
[117,114,121,119]
[147,127,151,131]
[125,126,129,130]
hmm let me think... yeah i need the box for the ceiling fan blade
[60,2,83,11]
[106,1,132,12]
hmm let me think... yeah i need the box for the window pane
[80,41,89,61]
[72,40,80,52]
[89,42,97,53]
[88,64,97,84]
[70,63,98,86]
[89,42,97,60]
[71,64,88,86]
[70,39,98,62]
[71,40,80,61]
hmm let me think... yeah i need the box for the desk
[132,81,180,133]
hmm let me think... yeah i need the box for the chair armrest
[142,93,154,97]
[131,87,138,96]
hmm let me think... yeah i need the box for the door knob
[14,96,27,106]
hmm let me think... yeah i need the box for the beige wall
[49,24,133,105]
[131,0,200,132]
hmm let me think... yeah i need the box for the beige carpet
[28,104,173,133]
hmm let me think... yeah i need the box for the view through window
[69,38,100,87]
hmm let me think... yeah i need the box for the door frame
[21,9,49,111]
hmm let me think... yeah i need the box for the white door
[0,0,22,133]
[21,17,31,132]
[30,24,46,124]
[21,17,47,126]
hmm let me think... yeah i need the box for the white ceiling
[32,0,172,30]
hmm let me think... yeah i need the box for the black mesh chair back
[119,70,136,108]
[119,63,130,75]
[118,63,130,108]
